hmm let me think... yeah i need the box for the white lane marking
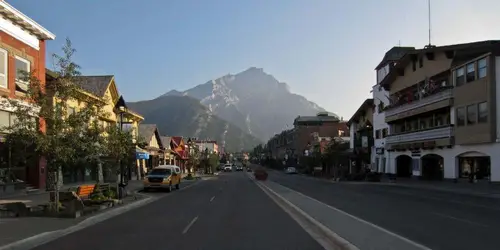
[182,216,198,234]
[210,196,215,202]
[431,212,489,227]
[254,180,358,250]
[273,182,432,250]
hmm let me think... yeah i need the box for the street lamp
[117,104,126,196]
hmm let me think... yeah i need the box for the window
[455,67,465,86]
[456,107,465,126]
[478,102,488,123]
[420,119,427,130]
[412,60,416,71]
[382,128,388,138]
[0,110,9,129]
[419,57,423,68]
[0,49,7,88]
[15,56,30,87]
[466,104,476,125]
[377,102,385,113]
[478,58,487,79]
[375,130,380,139]
[466,63,475,82]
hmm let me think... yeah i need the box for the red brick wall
[0,31,47,189]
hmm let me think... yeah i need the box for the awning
[136,148,150,160]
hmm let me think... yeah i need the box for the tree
[324,138,350,179]
[2,38,107,211]
[103,124,135,183]
[208,152,220,174]
[186,143,201,174]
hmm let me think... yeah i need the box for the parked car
[223,164,233,172]
[285,167,297,174]
[143,165,182,192]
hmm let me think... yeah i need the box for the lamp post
[117,105,126,195]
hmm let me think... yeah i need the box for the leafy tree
[1,38,108,211]
[186,143,201,173]
[323,138,350,178]
[103,124,135,182]
[208,152,220,173]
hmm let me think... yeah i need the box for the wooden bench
[76,184,96,199]
[95,183,111,194]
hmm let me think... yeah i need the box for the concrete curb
[246,173,358,250]
[0,194,158,250]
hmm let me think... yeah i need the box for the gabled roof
[74,76,114,97]
[160,136,172,149]
[138,124,157,143]
[347,98,374,127]
[171,136,183,146]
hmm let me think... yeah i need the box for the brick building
[0,1,55,190]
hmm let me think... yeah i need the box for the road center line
[182,216,198,234]
[210,196,215,202]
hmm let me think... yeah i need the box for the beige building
[380,40,500,182]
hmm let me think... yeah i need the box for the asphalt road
[32,172,323,250]
[268,171,500,250]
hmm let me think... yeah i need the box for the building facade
[381,40,500,182]
[347,99,374,173]
[372,47,414,174]
[0,1,55,189]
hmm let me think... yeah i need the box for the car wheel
[176,181,180,190]
[167,183,172,192]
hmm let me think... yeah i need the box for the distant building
[193,140,219,154]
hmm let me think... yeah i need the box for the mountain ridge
[164,67,330,141]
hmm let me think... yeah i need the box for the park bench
[76,184,96,199]
[94,183,111,194]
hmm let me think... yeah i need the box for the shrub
[184,173,194,180]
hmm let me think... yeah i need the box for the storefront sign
[136,152,150,160]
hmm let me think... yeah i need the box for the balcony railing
[386,88,453,117]
[386,126,453,145]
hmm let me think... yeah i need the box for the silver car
[285,167,297,174]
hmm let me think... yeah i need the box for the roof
[294,115,339,125]
[380,40,500,88]
[171,136,183,146]
[74,75,114,97]
[347,98,374,127]
[375,46,415,70]
[160,136,172,148]
[0,1,55,40]
[138,124,157,144]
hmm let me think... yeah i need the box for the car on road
[236,166,243,171]
[285,167,297,174]
[223,164,233,172]
[143,165,181,192]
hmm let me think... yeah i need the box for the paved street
[268,170,500,250]
[32,172,323,250]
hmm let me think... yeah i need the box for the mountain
[163,67,328,141]
[127,95,262,152]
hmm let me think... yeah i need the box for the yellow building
[45,72,145,183]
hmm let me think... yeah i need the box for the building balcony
[385,88,453,123]
[386,126,454,150]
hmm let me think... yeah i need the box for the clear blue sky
[10,0,500,119]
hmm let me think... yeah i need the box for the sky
[9,0,500,120]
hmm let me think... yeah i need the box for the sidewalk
[0,180,147,248]
[365,178,500,198]
[0,180,145,207]
[259,180,430,250]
